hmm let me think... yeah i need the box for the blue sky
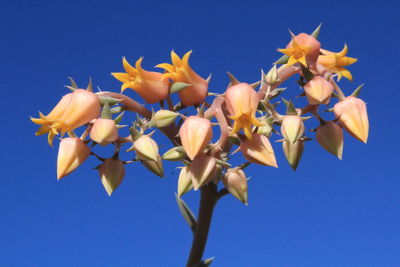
[1,0,399,266]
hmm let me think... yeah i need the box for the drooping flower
[303,76,334,105]
[225,83,263,139]
[57,137,91,180]
[31,89,100,146]
[177,166,193,197]
[318,44,357,81]
[133,135,159,161]
[240,133,277,167]
[222,168,248,205]
[278,33,321,67]
[281,115,305,144]
[189,154,216,190]
[283,140,304,170]
[112,57,169,104]
[156,51,208,106]
[179,116,213,160]
[90,118,119,146]
[334,96,369,143]
[316,121,344,159]
[98,158,125,196]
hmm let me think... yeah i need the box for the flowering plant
[31,25,368,266]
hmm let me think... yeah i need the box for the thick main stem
[186,184,218,267]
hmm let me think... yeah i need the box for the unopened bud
[98,158,125,196]
[177,166,193,197]
[162,146,186,161]
[133,135,159,161]
[141,155,164,177]
[190,154,216,190]
[303,76,334,105]
[281,115,305,144]
[283,140,304,170]
[57,137,91,180]
[265,65,278,85]
[316,121,343,159]
[333,96,369,143]
[256,117,273,136]
[151,110,179,128]
[90,118,119,146]
[240,133,277,167]
[222,169,248,205]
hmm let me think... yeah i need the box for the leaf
[192,257,215,267]
[175,194,197,232]
[170,82,191,93]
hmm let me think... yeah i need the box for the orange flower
[156,51,208,106]
[278,33,321,67]
[318,44,357,81]
[112,57,169,104]
[225,83,263,139]
[179,116,213,160]
[31,89,100,146]
[240,133,277,167]
[90,118,119,146]
[334,96,369,143]
[316,121,344,159]
[222,169,248,205]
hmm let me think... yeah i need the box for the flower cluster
[31,26,368,205]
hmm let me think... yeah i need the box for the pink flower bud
[282,140,304,170]
[57,137,90,180]
[90,119,118,146]
[190,154,216,190]
[98,158,125,196]
[281,115,305,144]
[333,96,369,143]
[31,89,100,146]
[179,116,213,160]
[112,57,169,104]
[316,121,344,159]
[222,169,248,205]
[303,76,334,105]
[226,83,263,139]
[240,133,277,167]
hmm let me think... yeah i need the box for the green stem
[186,184,218,267]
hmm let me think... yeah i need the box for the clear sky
[1,0,399,266]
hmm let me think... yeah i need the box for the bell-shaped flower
[57,137,91,180]
[31,89,100,146]
[177,166,194,197]
[303,76,334,105]
[316,121,344,159]
[151,110,178,128]
[90,119,118,146]
[189,154,216,190]
[133,135,159,161]
[222,168,248,205]
[318,44,358,81]
[179,116,213,160]
[225,83,263,139]
[98,158,125,196]
[156,51,208,106]
[283,140,304,170]
[112,57,169,104]
[281,115,305,144]
[278,33,321,67]
[240,133,277,167]
[333,96,369,143]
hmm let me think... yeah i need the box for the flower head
[57,137,91,180]
[90,118,119,146]
[240,133,277,167]
[318,44,357,81]
[334,96,369,143]
[156,51,208,106]
[225,83,263,139]
[31,89,100,146]
[278,33,321,67]
[179,116,213,160]
[112,57,169,104]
